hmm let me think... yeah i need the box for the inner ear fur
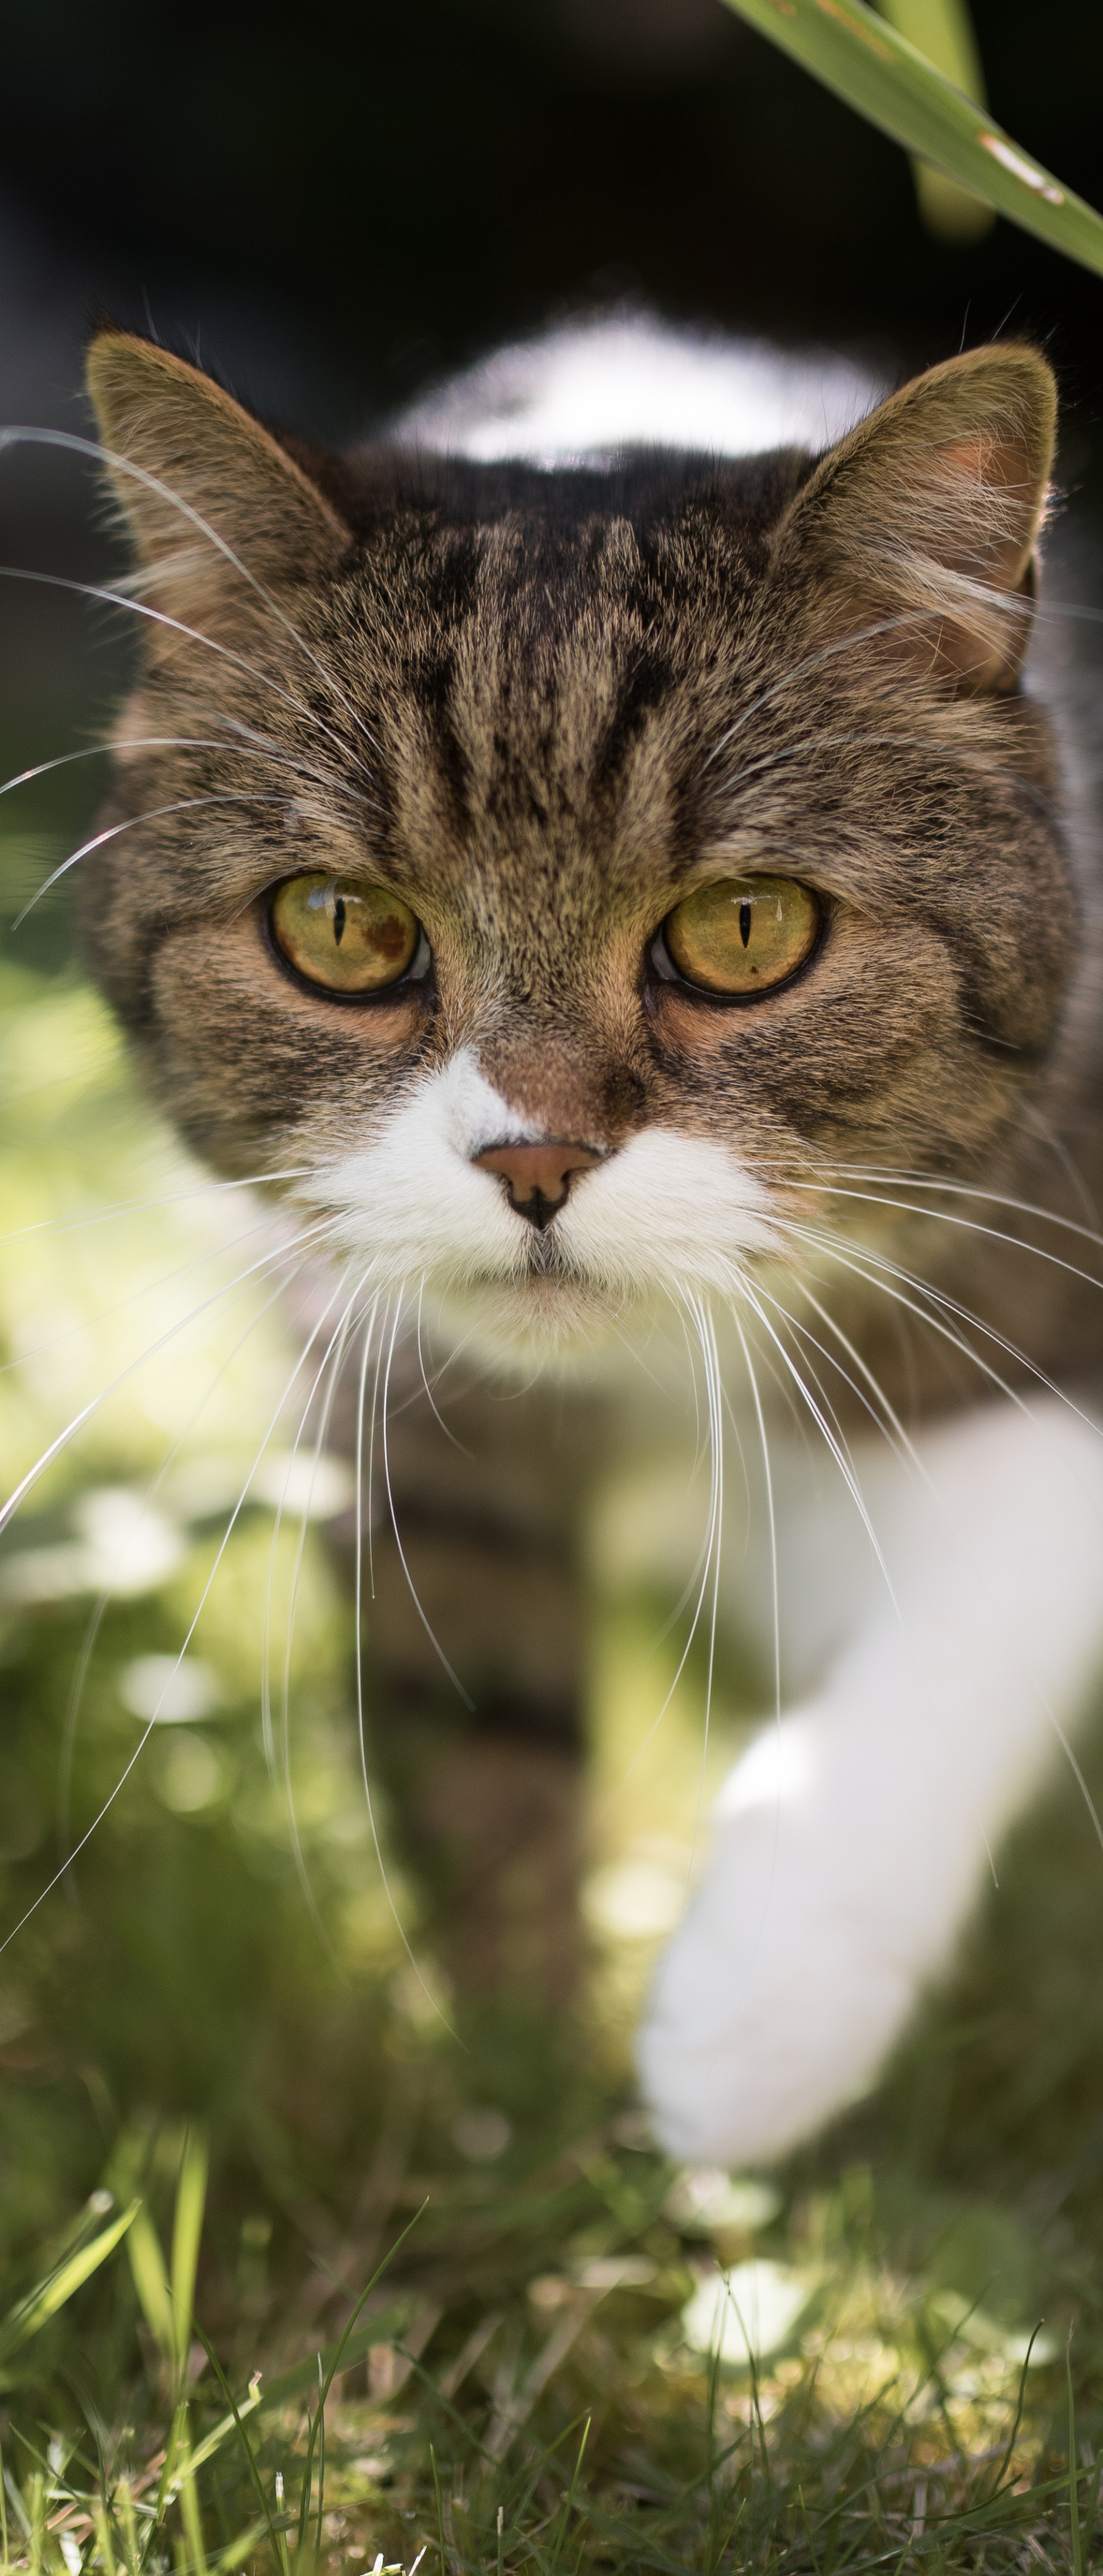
[86,329,350,641]
[773,343,1057,694]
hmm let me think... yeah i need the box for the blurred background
[3,0,1103,2505]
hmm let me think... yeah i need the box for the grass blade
[1068,2333,1084,2576]
[127,2208,176,2372]
[295,2202,428,2555]
[170,2129,209,2387]
[190,2328,288,2576]
[0,2200,140,2366]
[719,0,1103,276]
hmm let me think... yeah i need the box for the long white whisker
[0,1253,351,1957]
[624,1287,723,1781]
[752,1276,908,1471]
[0,559,372,788]
[732,1311,781,1747]
[737,1275,899,1611]
[0,1216,342,1542]
[2,1203,309,1379]
[378,1292,474,1711]
[13,789,295,926]
[54,1252,315,1870]
[790,1278,925,1475]
[0,424,383,767]
[276,1286,362,1942]
[699,602,982,771]
[789,1220,1103,1448]
[258,1268,357,1778]
[780,1177,1103,1295]
[688,1302,725,1883]
[352,1299,459,2037]
[0,1169,313,1254]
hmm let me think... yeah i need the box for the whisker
[779,1175,1103,1293]
[752,1276,912,1472]
[736,1275,899,1611]
[0,1169,313,1254]
[13,789,298,927]
[0,1246,350,1957]
[1,1201,307,1379]
[686,1299,725,1886]
[54,1251,317,1873]
[0,1214,344,1542]
[0,423,384,769]
[699,602,988,772]
[258,1265,359,1778]
[751,1149,1103,1260]
[792,1278,926,1477]
[731,1311,781,1747]
[378,1290,474,1711]
[413,1277,468,1452]
[788,1218,1103,1444]
[0,559,374,791]
[352,1299,459,2039]
[276,1284,362,1943]
[624,1287,724,1781]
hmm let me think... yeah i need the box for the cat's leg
[638,1392,1103,2165]
[333,1352,606,2004]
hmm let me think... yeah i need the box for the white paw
[636,1713,953,2167]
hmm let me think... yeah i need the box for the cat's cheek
[143,928,427,1159]
[644,981,823,1065]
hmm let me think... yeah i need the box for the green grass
[5,882,1103,2570]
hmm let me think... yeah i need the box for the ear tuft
[774,344,1057,694]
[85,328,348,637]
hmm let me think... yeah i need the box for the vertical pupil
[332,892,346,948]
[739,899,752,949]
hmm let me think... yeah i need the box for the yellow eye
[270,873,421,994]
[662,873,820,996]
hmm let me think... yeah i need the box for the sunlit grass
[3,874,1103,2567]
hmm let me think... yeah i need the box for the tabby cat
[69,315,1103,2167]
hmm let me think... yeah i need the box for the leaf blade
[0,2200,140,2366]
[721,0,1103,276]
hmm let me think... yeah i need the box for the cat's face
[83,333,1069,1358]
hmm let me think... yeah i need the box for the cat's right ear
[85,328,350,640]
[772,343,1057,694]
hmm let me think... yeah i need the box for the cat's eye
[270,872,423,995]
[660,873,821,997]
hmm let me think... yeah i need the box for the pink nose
[472,1139,602,1228]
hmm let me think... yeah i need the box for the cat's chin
[429,1269,650,1379]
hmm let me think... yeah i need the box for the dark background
[2,0,1100,971]
[3,0,1103,449]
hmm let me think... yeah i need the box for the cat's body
[70,315,1103,2165]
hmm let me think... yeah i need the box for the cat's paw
[635,1714,941,2165]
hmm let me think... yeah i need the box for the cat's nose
[472,1138,603,1228]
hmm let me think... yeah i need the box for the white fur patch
[399,317,882,469]
[297,1046,782,1336]
[638,1393,1103,2165]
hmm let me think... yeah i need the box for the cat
[58,309,1103,2170]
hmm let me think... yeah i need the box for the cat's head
[83,329,1067,1360]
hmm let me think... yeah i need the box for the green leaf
[0,2200,140,2366]
[720,0,1103,276]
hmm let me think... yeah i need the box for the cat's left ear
[85,328,350,638]
[773,343,1057,693]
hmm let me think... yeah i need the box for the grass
[5,859,1103,2569]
